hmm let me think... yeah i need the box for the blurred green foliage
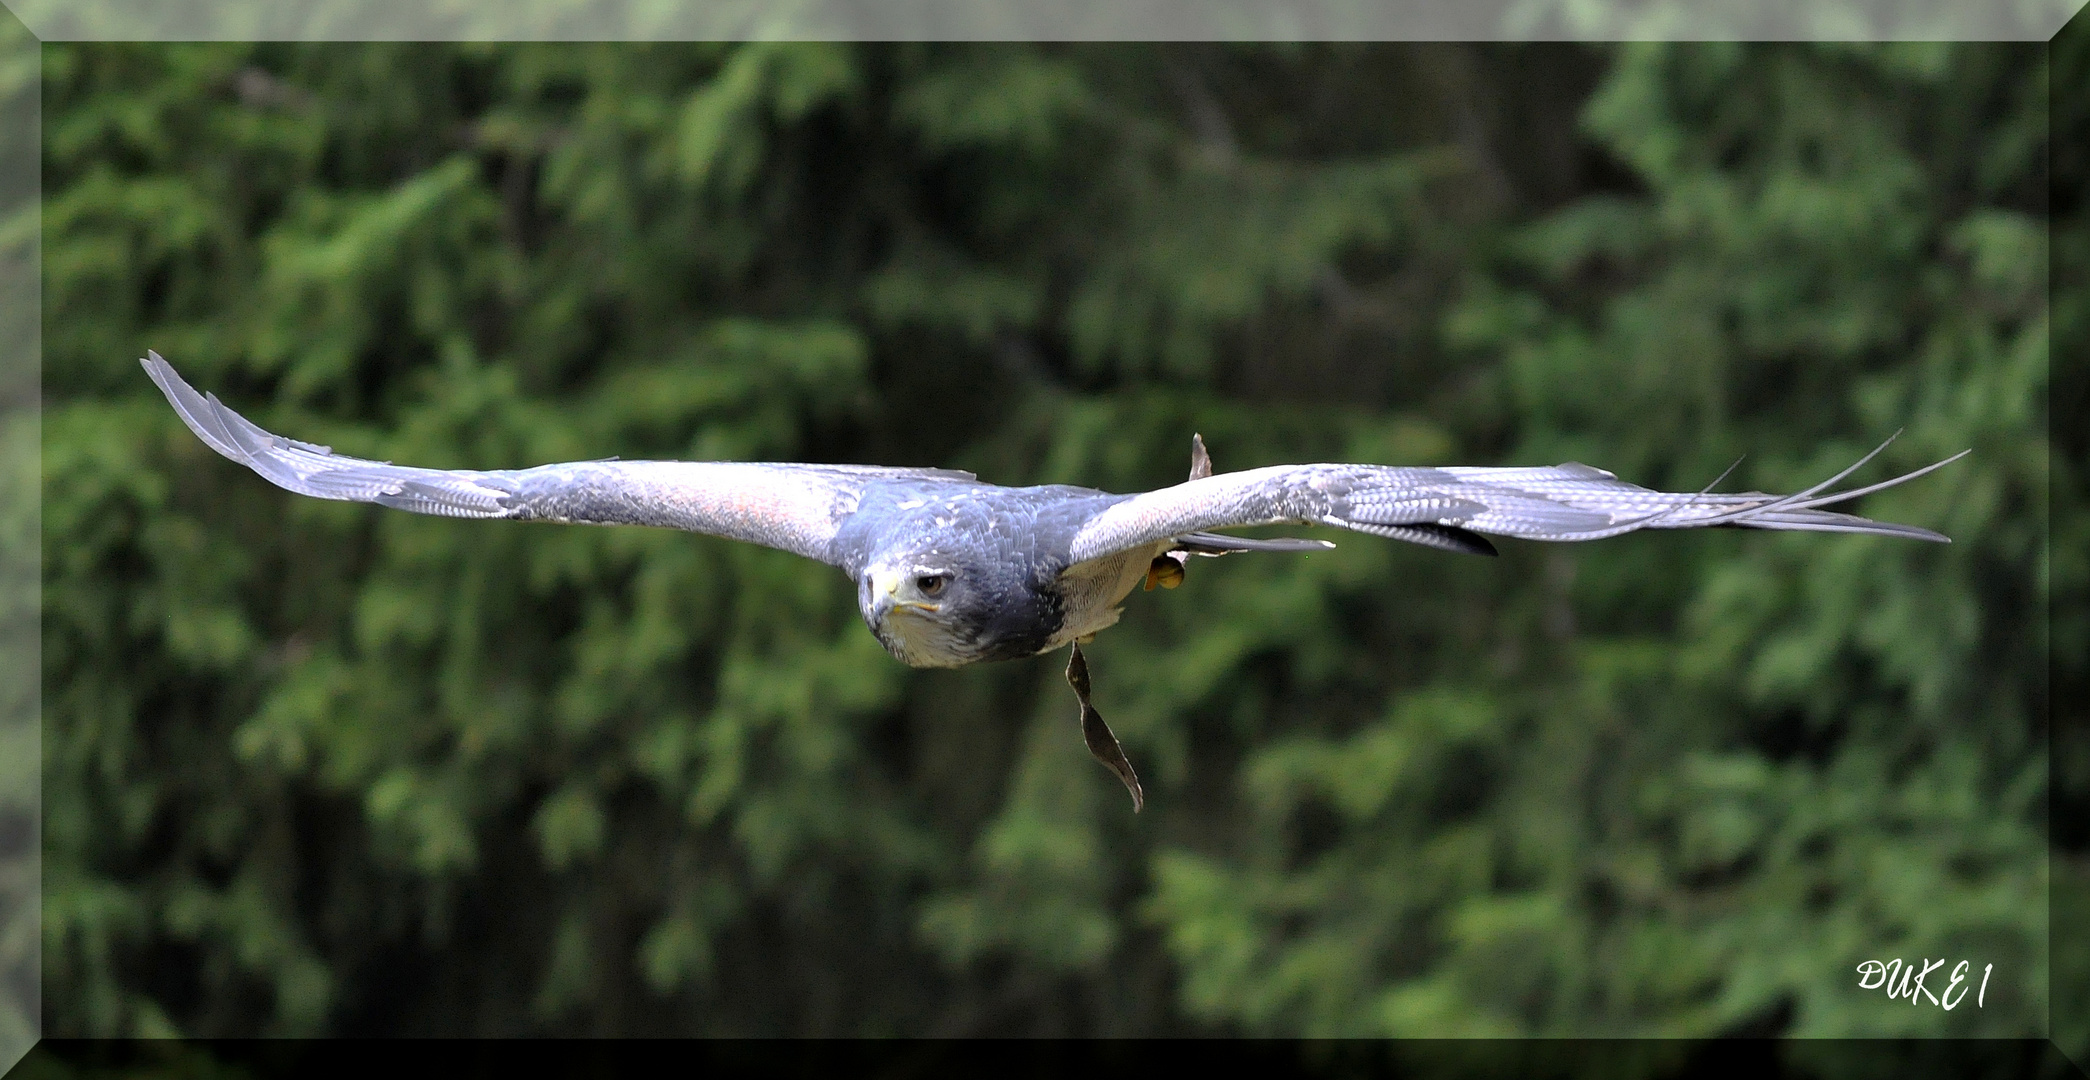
[37,38,2066,1043]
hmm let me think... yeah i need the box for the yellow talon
[1144,555,1185,591]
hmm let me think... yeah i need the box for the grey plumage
[143,351,1968,810]
[142,351,975,564]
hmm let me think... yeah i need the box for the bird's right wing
[143,352,975,567]
[1065,437,1966,564]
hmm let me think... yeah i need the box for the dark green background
[26,33,2079,1047]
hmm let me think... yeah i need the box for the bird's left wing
[1066,439,1966,564]
[144,352,975,567]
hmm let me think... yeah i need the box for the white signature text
[1855,958,1991,1009]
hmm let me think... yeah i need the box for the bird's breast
[1041,542,1169,652]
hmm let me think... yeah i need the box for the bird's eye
[916,574,948,596]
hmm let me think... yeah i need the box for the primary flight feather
[143,352,1967,810]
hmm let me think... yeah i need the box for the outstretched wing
[143,352,975,567]
[1066,438,1966,564]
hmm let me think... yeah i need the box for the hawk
[143,352,1966,810]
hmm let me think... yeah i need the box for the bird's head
[859,557,984,668]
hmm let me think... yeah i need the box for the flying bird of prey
[142,352,1967,811]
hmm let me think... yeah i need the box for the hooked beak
[872,569,940,614]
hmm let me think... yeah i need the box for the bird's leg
[1144,434,1213,592]
[1066,642,1144,812]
